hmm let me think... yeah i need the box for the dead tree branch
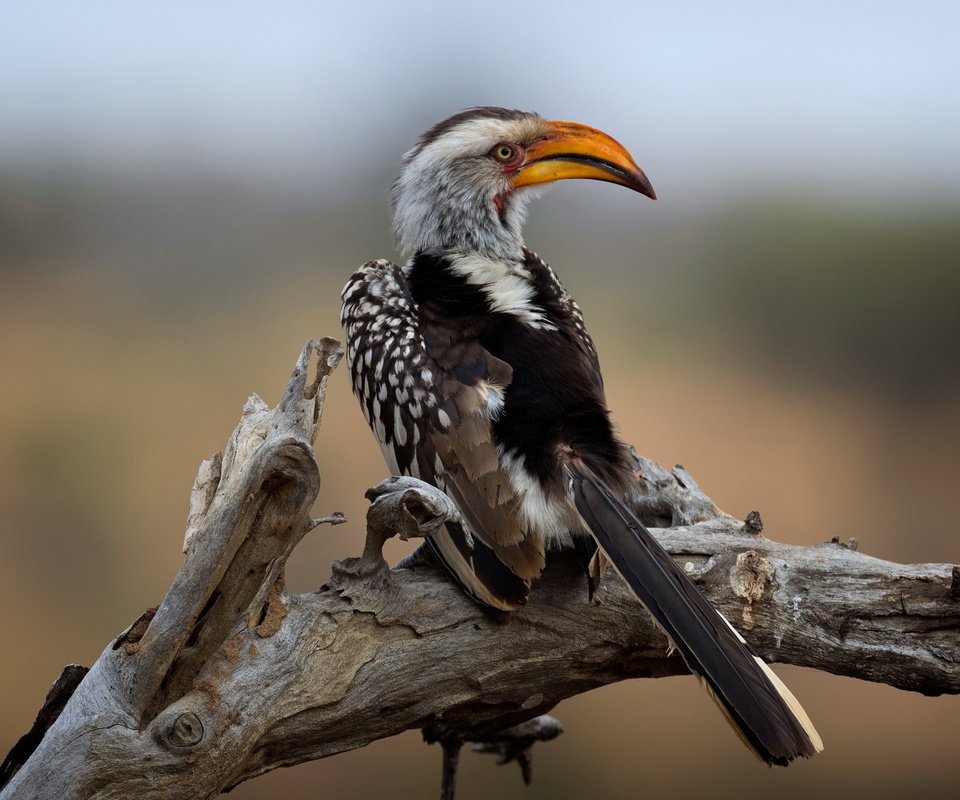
[2,338,958,799]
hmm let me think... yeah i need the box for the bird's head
[391,107,655,259]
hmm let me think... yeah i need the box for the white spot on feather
[394,415,407,446]
[478,381,505,419]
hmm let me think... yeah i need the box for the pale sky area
[1,1,958,208]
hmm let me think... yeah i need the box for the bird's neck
[406,249,551,328]
[393,178,531,260]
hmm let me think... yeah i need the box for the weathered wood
[0,665,89,786]
[2,338,958,800]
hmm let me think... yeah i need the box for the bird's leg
[571,535,608,601]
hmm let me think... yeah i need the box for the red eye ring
[490,142,524,168]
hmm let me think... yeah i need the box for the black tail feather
[568,460,822,765]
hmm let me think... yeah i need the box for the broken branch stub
[0,339,344,799]
[135,338,342,722]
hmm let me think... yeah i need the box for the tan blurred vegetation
[1,171,958,799]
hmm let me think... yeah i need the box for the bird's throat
[493,189,510,221]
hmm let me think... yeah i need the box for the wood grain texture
[2,338,958,800]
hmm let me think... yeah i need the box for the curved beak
[511,120,656,200]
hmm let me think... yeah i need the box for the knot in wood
[732,550,772,604]
[165,712,204,748]
[743,510,764,535]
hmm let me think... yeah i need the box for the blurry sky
[1,3,959,799]
[3,1,959,206]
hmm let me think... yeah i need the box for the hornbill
[340,107,822,765]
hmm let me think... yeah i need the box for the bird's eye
[491,143,522,165]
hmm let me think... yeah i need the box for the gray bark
[2,339,959,799]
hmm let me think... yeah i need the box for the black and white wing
[341,259,544,610]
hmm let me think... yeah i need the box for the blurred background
[2,1,958,797]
